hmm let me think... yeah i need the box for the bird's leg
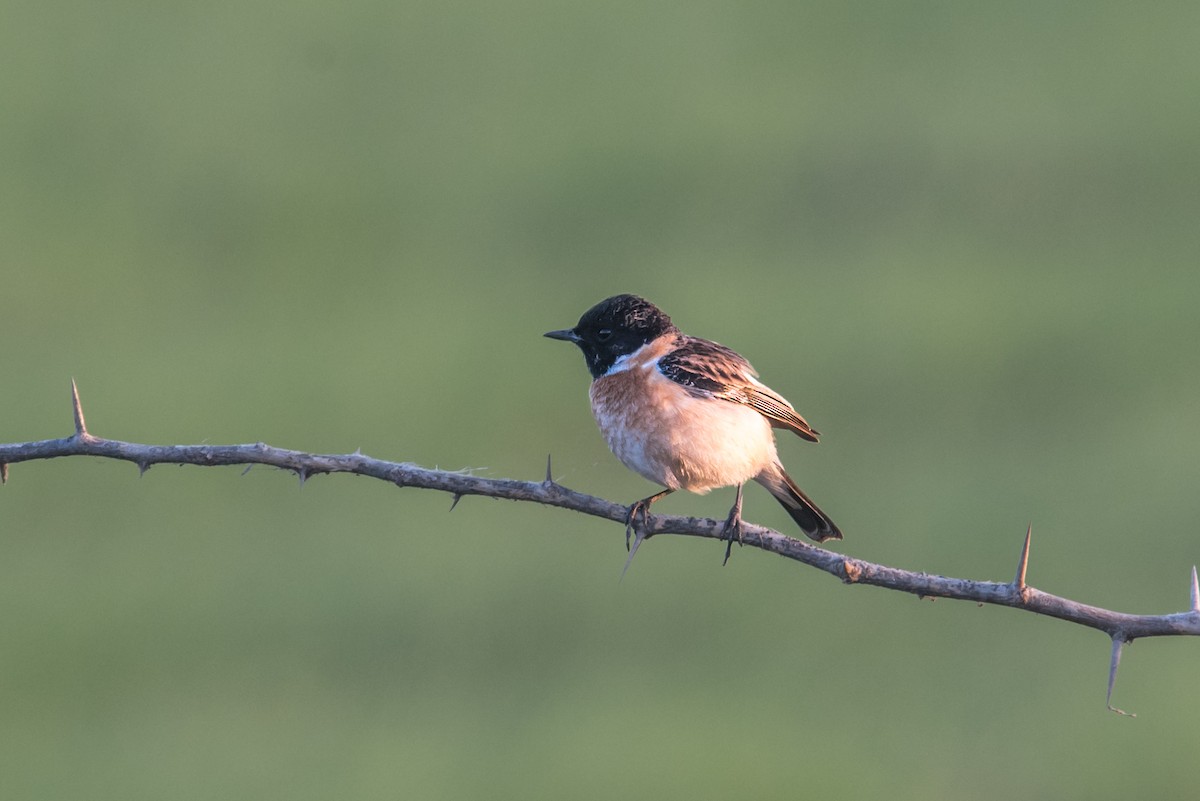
[625,488,674,550]
[721,484,745,566]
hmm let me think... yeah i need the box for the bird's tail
[753,461,841,543]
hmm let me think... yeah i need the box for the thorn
[449,492,463,511]
[544,454,554,484]
[1105,636,1136,717]
[296,468,308,488]
[1013,522,1032,592]
[241,465,253,476]
[70,378,89,438]
[137,461,150,477]
[1190,566,1199,614]
[0,462,7,484]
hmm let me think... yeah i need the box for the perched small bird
[545,294,840,571]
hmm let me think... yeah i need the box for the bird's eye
[596,329,613,342]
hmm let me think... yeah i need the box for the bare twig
[2,382,1198,713]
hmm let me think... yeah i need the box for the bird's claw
[619,489,673,578]
[721,509,744,566]
[624,499,653,551]
[721,484,746,566]
[621,500,658,581]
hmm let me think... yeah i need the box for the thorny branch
[2,382,1198,715]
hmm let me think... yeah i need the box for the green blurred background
[3,1,1199,798]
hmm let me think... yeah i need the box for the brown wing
[657,337,820,442]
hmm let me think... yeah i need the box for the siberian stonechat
[546,294,840,568]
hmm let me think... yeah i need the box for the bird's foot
[721,485,745,566]
[623,488,674,551]
[624,498,653,552]
[621,499,654,581]
[619,489,674,580]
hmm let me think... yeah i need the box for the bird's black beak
[544,328,581,343]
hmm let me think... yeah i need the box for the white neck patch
[602,341,661,376]
[604,351,636,375]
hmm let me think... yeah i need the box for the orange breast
[588,339,777,493]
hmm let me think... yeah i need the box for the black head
[545,294,676,378]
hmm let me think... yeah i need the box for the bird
[545,294,840,572]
